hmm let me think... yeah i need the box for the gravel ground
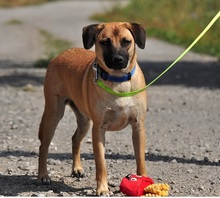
[0,1,220,197]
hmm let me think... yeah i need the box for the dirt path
[0,1,220,196]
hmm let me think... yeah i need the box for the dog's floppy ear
[82,24,103,49]
[125,23,146,49]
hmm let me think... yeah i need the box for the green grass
[34,29,72,68]
[92,0,220,60]
[5,19,23,25]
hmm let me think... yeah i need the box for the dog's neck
[92,62,136,83]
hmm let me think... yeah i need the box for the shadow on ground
[140,61,220,89]
[0,60,45,87]
[0,60,219,88]
[0,174,84,196]
[1,150,219,167]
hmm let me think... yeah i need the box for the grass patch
[34,29,72,68]
[5,19,23,25]
[92,0,220,60]
[0,0,57,7]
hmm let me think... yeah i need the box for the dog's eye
[100,39,111,47]
[121,38,131,47]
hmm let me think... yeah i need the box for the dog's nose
[113,55,123,64]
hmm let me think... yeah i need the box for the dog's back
[47,48,95,80]
[44,48,95,100]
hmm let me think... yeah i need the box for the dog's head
[82,22,146,72]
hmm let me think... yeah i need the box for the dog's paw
[97,187,112,197]
[71,168,85,178]
[97,190,113,197]
[40,175,51,185]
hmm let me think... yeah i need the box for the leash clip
[92,62,99,84]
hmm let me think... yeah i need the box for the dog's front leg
[92,125,109,196]
[131,119,147,176]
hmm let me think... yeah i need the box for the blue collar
[93,63,136,83]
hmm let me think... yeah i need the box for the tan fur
[38,22,147,196]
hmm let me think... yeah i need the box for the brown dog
[38,22,147,196]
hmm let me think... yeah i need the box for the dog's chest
[100,98,138,131]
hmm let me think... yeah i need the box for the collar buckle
[92,62,99,84]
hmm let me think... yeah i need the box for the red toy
[120,174,154,196]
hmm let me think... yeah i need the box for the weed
[34,29,72,68]
[5,19,23,25]
[92,0,220,59]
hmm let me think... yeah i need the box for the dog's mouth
[103,50,129,70]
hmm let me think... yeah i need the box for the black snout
[103,47,129,70]
[113,55,124,64]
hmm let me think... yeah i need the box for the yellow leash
[97,11,220,97]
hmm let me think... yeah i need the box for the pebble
[11,124,18,129]
[172,188,180,193]
[31,193,45,197]
[170,159,177,164]
[7,168,13,174]
[170,180,176,184]
[187,169,193,173]
[198,186,205,191]
[204,156,209,162]
[59,191,71,197]
[22,83,35,92]
[157,177,163,181]
[47,159,61,165]
[19,164,30,171]
[83,189,95,196]
[86,138,92,144]
[108,180,118,187]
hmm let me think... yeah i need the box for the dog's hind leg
[68,100,91,178]
[38,96,66,184]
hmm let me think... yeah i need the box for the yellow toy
[143,183,170,197]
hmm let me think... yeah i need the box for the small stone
[204,156,209,162]
[155,148,162,152]
[210,181,215,185]
[47,190,53,193]
[7,168,13,174]
[31,193,45,197]
[170,180,176,184]
[86,138,92,144]
[191,157,197,162]
[53,146,58,151]
[198,186,205,191]
[19,164,30,171]
[83,189,94,195]
[173,188,180,193]
[187,169,193,173]
[22,84,35,92]
[11,124,18,129]
[171,159,177,164]
[206,148,212,153]
[59,191,71,197]
[108,180,118,187]
[47,159,60,165]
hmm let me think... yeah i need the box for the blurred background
[0,0,219,68]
